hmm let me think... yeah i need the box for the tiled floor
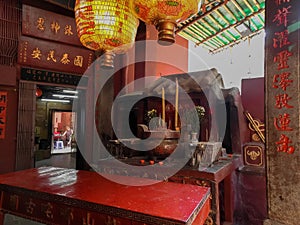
[35,152,76,169]
[51,146,76,154]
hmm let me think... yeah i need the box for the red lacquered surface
[0,167,210,225]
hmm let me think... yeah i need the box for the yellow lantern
[132,0,201,45]
[75,0,139,68]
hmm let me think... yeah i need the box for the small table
[0,167,211,225]
[169,155,242,225]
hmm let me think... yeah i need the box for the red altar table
[0,167,210,225]
[96,154,242,225]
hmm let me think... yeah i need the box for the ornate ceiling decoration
[176,0,265,53]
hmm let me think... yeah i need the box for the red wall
[0,66,17,86]
[241,77,264,142]
[241,77,264,121]
[145,25,189,77]
[0,65,18,174]
[114,23,189,96]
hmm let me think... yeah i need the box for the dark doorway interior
[34,84,78,169]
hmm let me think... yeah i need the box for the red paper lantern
[131,0,201,45]
[36,88,42,97]
[75,0,139,68]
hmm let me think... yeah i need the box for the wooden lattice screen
[15,82,36,171]
[0,0,21,66]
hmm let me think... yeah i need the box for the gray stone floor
[4,153,76,225]
[4,214,44,225]
[35,152,76,169]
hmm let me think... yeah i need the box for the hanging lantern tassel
[247,36,252,75]
[96,50,116,69]
[75,0,139,68]
[156,20,177,46]
[132,0,202,45]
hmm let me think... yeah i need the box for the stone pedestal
[234,169,267,225]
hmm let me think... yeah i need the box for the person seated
[53,127,61,141]
[53,127,62,149]
[62,126,73,147]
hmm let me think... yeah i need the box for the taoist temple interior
[0,0,299,225]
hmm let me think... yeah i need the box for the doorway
[34,84,78,169]
[51,110,77,154]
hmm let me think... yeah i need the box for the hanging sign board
[20,67,88,87]
[22,4,82,46]
[18,36,94,75]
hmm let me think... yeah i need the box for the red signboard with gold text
[0,92,8,139]
[22,4,82,46]
[18,36,94,75]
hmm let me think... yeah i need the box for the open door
[51,110,77,154]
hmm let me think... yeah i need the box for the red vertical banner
[267,0,298,155]
[0,91,8,139]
